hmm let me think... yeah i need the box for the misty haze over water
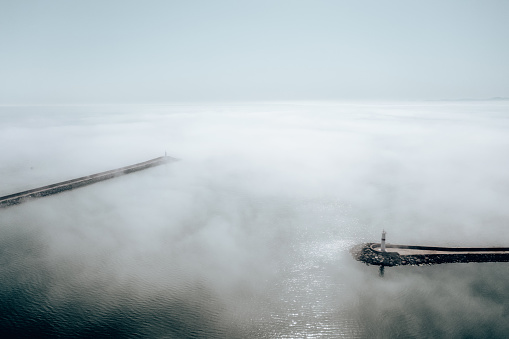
[1,101,509,338]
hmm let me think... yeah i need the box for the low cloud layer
[1,101,508,337]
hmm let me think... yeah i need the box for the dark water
[3,181,509,338]
[0,183,364,338]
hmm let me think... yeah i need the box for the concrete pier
[0,156,176,208]
[351,243,509,267]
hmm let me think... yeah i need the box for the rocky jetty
[351,243,509,267]
[0,156,175,208]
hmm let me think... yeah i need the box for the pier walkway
[0,156,175,208]
[372,244,509,256]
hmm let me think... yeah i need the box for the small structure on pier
[381,230,386,252]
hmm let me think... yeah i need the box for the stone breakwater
[351,243,509,267]
[0,156,176,208]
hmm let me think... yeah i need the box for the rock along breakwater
[0,156,176,208]
[351,243,509,267]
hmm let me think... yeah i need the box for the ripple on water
[252,233,363,338]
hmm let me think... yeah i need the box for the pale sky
[1,0,508,104]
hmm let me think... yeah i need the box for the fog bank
[1,101,508,337]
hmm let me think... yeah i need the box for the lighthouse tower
[381,230,386,252]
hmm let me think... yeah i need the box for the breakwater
[352,243,509,267]
[0,156,175,208]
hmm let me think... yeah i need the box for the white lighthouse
[381,230,386,252]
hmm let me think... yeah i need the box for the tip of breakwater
[351,243,403,267]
